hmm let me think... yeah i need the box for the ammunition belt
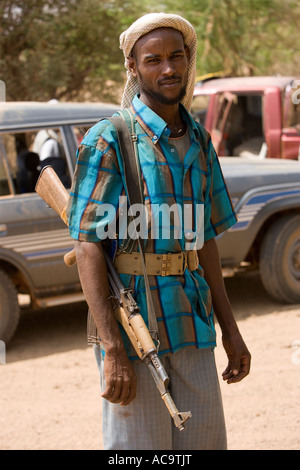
[114,250,199,276]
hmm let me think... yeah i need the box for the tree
[154,0,300,78]
[1,0,299,102]
[0,0,144,102]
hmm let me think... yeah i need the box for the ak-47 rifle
[35,165,192,431]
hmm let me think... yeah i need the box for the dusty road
[0,271,299,450]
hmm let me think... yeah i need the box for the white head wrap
[119,13,197,111]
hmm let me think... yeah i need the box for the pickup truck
[0,101,300,344]
[218,157,300,305]
[192,76,300,160]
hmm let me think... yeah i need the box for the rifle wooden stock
[36,165,69,222]
[35,166,76,265]
[63,249,76,266]
[114,307,154,360]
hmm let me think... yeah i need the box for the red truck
[192,76,300,160]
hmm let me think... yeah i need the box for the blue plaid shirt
[67,95,237,358]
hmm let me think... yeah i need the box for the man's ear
[127,55,137,78]
[184,45,190,62]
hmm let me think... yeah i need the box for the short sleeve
[203,139,237,241]
[67,121,124,242]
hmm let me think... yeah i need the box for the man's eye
[147,58,160,63]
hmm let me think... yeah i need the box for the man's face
[128,28,190,107]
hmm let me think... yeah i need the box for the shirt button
[153,135,158,141]
[171,148,175,152]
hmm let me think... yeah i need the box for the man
[67,13,251,450]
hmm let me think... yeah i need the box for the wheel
[0,268,21,343]
[260,214,300,303]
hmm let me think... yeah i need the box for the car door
[0,126,79,295]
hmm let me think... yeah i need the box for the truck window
[0,154,11,196]
[191,95,210,126]
[287,102,300,130]
[72,126,91,146]
[0,128,71,194]
[215,98,230,131]
[225,94,264,157]
[0,135,15,195]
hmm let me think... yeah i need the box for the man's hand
[197,238,251,384]
[221,330,251,384]
[101,348,137,406]
[74,240,137,406]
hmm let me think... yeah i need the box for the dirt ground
[0,271,299,450]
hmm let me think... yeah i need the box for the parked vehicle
[218,157,300,305]
[192,76,300,160]
[0,100,118,343]
[0,101,299,344]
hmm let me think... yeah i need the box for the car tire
[0,268,21,343]
[260,214,300,303]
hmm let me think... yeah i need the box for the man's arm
[197,238,251,383]
[74,240,137,405]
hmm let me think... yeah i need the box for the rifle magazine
[87,309,100,345]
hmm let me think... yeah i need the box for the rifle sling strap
[105,111,160,347]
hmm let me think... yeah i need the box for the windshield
[0,135,15,195]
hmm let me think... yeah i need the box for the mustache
[158,75,182,85]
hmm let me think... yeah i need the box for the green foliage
[0,0,146,102]
[1,0,299,102]
[156,0,300,78]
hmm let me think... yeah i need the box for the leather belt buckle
[161,253,172,277]
[181,251,188,274]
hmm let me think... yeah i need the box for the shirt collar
[130,94,200,144]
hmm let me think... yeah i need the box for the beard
[137,72,188,105]
[144,85,187,105]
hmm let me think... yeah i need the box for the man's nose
[161,59,176,76]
